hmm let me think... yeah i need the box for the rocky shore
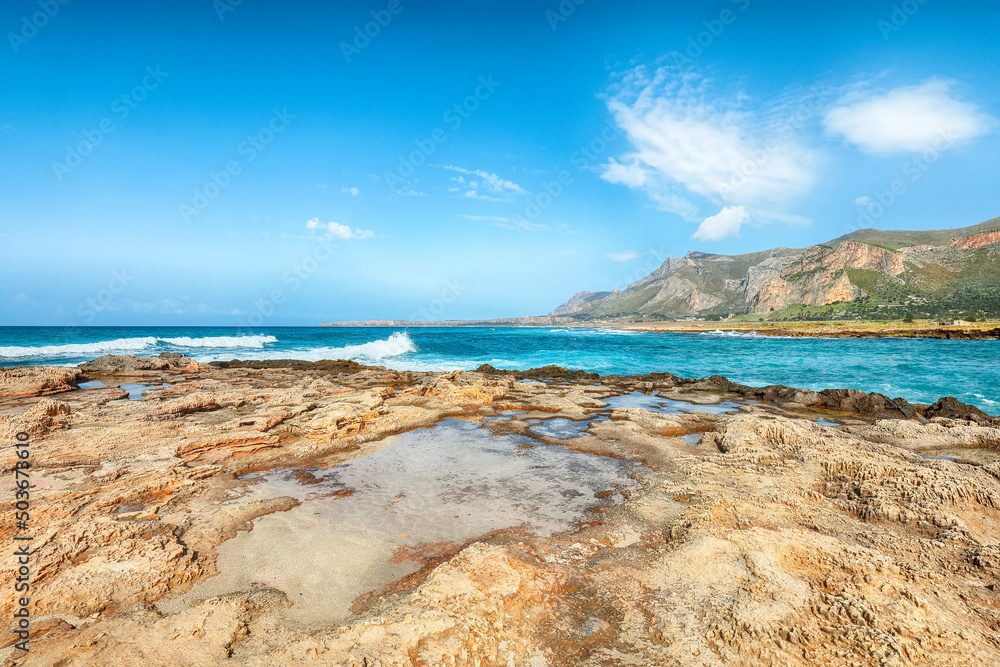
[316,319,1000,340]
[2,355,999,666]
[606,321,1000,340]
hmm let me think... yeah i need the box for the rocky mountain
[552,218,1000,321]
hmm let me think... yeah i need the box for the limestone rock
[0,366,80,398]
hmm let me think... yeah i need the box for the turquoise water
[0,326,997,413]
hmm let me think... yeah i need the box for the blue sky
[1,0,998,325]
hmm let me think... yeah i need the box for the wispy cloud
[305,217,373,240]
[500,218,547,232]
[607,250,641,262]
[824,79,996,154]
[385,174,426,197]
[438,165,526,202]
[458,213,547,232]
[601,65,821,240]
[342,186,360,196]
[458,214,513,222]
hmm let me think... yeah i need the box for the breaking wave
[160,335,278,348]
[0,335,278,359]
[196,332,417,364]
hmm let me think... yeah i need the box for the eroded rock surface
[1,360,998,666]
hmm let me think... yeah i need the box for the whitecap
[0,334,279,359]
[195,332,417,364]
[161,335,278,348]
[0,337,159,359]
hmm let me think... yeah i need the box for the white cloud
[342,186,360,196]
[854,195,874,207]
[601,159,647,188]
[693,205,749,242]
[823,80,996,154]
[438,165,526,202]
[458,214,513,222]
[601,66,818,224]
[607,250,641,262]
[458,213,547,232]
[327,222,372,240]
[503,218,547,232]
[305,217,373,240]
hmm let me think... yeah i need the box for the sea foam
[160,335,278,348]
[195,332,417,364]
[300,331,416,362]
[0,335,278,359]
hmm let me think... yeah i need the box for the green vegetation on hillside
[551,219,1000,322]
[831,218,1000,249]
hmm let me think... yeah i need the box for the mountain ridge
[551,217,1000,321]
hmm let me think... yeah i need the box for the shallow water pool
[163,418,639,625]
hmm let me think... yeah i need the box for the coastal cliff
[552,217,1000,320]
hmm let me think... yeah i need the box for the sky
[1,0,998,326]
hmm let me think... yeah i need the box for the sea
[0,326,997,414]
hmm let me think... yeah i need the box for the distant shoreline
[604,321,1000,339]
[319,319,1000,339]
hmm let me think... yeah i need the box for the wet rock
[476,364,600,381]
[578,616,611,637]
[79,353,193,373]
[673,375,939,421]
[208,358,366,372]
[920,396,992,424]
